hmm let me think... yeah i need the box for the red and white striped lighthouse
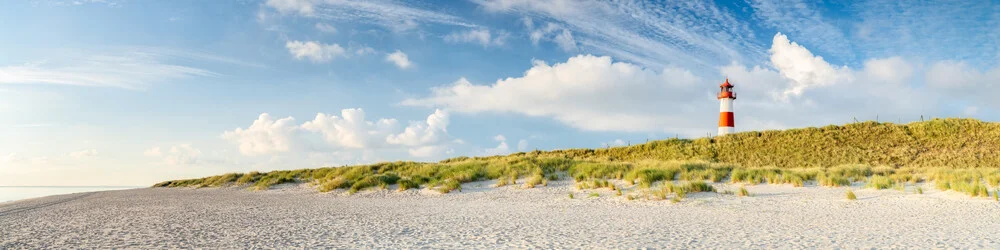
[717,78,736,135]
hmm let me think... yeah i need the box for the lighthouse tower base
[718,127,735,136]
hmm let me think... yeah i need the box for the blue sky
[2,0,999,186]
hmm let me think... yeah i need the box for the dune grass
[866,175,894,190]
[738,186,750,197]
[153,157,1000,200]
[155,118,1000,200]
[846,190,857,200]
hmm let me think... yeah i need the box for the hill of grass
[155,118,1000,199]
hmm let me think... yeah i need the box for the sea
[0,186,142,203]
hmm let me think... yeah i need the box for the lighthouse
[717,78,736,135]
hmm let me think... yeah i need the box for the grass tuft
[846,189,857,200]
[866,175,895,190]
[738,186,750,197]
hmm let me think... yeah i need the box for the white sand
[1,180,998,248]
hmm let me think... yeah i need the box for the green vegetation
[738,186,750,197]
[155,119,1000,200]
[866,175,894,190]
[588,192,600,198]
[846,190,857,200]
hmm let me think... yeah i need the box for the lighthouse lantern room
[717,78,736,135]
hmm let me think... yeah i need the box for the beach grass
[738,186,750,197]
[155,118,1000,200]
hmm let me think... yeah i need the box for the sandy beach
[2,180,998,248]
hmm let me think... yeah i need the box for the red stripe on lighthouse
[718,112,734,127]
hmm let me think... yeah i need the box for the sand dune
[2,180,998,248]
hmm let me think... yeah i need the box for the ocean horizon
[0,186,142,203]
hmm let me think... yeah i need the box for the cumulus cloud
[403,54,703,133]
[385,50,413,69]
[68,149,98,159]
[386,109,449,146]
[227,109,454,158]
[300,108,399,149]
[285,40,346,63]
[221,113,298,156]
[404,32,977,136]
[484,134,510,156]
[770,33,850,98]
[444,28,509,47]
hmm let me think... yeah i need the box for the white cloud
[221,113,299,156]
[266,0,316,15]
[444,28,508,47]
[285,40,346,63]
[300,108,398,149]
[228,109,455,158]
[404,32,977,136]
[385,50,413,69]
[386,109,449,146]
[68,149,98,159]
[484,134,510,156]
[517,139,529,151]
[0,49,221,89]
[770,33,850,99]
[403,54,703,133]
[315,23,337,33]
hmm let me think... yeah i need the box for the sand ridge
[1,180,998,248]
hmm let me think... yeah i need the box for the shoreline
[0,186,143,204]
[2,180,998,248]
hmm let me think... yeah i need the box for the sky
[2,0,1000,186]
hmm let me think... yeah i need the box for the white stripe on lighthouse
[719,98,734,112]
